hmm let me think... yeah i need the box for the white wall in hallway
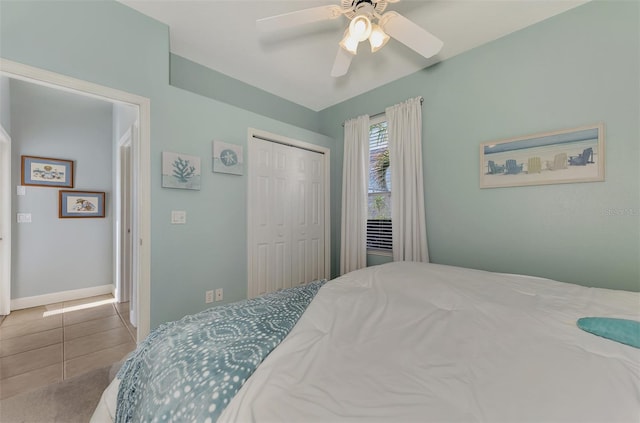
[10,79,114,299]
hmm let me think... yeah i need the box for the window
[367,116,392,252]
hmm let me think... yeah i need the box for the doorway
[247,128,331,298]
[0,59,151,340]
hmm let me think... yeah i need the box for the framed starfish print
[212,141,243,175]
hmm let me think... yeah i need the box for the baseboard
[10,284,115,311]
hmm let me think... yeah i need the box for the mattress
[92,262,640,422]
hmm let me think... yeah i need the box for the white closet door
[290,146,325,286]
[248,137,326,298]
[270,142,293,293]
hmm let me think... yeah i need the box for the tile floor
[0,294,136,399]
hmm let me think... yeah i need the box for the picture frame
[212,141,244,175]
[480,123,604,188]
[59,190,106,218]
[162,152,201,190]
[21,155,74,188]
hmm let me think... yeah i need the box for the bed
[92,262,640,422]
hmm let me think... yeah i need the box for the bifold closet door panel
[248,138,326,298]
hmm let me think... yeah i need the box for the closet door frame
[247,128,331,298]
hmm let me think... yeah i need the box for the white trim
[370,113,387,125]
[114,128,132,304]
[10,284,114,310]
[250,128,331,156]
[0,125,11,315]
[367,249,392,257]
[0,59,151,341]
[247,128,331,296]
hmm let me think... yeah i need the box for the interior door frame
[246,128,331,298]
[116,129,132,303]
[0,125,11,315]
[0,59,151,341]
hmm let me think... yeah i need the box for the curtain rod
[341,97,423,127]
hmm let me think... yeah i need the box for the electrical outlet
[215,288,223,302]
[205,290,214,304]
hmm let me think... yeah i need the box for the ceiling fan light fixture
[339,32,359,55]
[369,24,390,52]
[257,0,444,77]
[348,15,372,42]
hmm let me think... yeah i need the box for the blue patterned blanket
[115,280,326,423]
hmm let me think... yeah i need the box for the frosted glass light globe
[349,15,372,42]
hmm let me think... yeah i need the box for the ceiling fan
[256,0,443,77]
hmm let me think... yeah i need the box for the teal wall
[320,0,640,291]
[149,87,333,323]
[0,0,333,326]
[170,54,320,133]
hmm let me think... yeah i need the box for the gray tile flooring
[0,294,136,399]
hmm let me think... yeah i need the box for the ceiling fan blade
[331,47,353,77]
[257,5,343,32]
[379,11,443,59]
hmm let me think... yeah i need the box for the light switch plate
[171,210,187,224]
[16,186,26,196]
[17,213,32,223]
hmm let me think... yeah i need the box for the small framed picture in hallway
[59,190,106,218]
[21,155,74,188]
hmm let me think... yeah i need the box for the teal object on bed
[577,317,640,348]
[115,280,326,423]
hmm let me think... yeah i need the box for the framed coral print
[59,190,106,218]
[480,123,604,188]
[162,152,201,190]
[21,155,74,188]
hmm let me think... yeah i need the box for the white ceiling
[118,0,588,112]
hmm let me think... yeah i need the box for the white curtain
[386,97,429,262]
[340,115,370,275]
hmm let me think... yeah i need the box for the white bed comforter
[221,262,640,422]
[94,262,640,422]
